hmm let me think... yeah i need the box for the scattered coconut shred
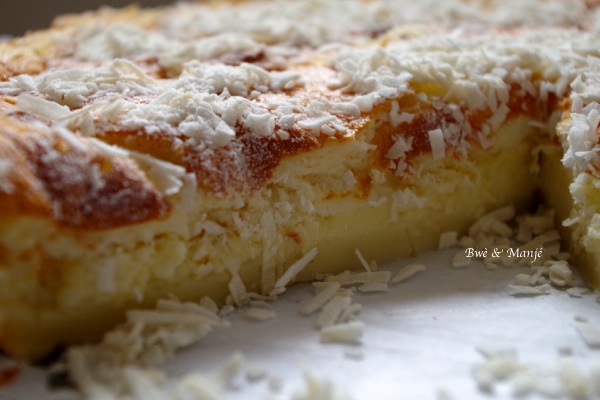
[65,297,232,399]
[435,206,600,399]
[471,345,600,399]
[55,206,598,399]
[575,319,600,349]
[59,246,363,400]
[440,205,587,297]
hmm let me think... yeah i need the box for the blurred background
[1,0,176,37]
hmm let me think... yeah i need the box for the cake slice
[1,0,600,361]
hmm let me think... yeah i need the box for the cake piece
[1,0,600,361]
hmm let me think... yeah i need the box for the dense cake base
[0,116,543,360]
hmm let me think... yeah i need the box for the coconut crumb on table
[473,346,600,399]
[304,268,387,344]
[23,205,599,400]
[575,320,600,348]
[300,282,341,315]
[244,307,277,321]
[293,369,355,400]
[314,293,353,329]
[390,263,427,283]
[320,321,365,344]
[357,282,389,293]
[568,287,591,298]
[447,205,595,301]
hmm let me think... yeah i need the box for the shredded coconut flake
[391,264,427,283]
[301,282,341,315]
[274,247,318,289]
[438,231,458,249]
[357,282,389,293]
[320,320,365,344]
[354,248,371,272]
[315,294,352,329]
[427,128,446,160]
[575,321,600,348]
[508,283,552,296]
[244,307,277,321]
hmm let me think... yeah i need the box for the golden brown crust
[0,111,170,229]
[0,60,563,224]
[0,121,52,217]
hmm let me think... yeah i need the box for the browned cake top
[1,0,599,229]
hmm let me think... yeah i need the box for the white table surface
[1,248,600,400]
